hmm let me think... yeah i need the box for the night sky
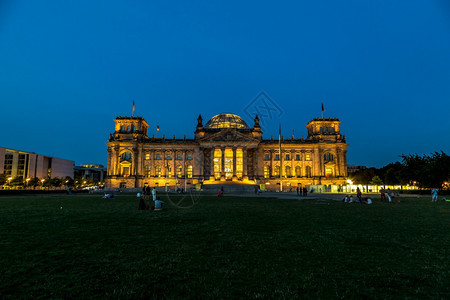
[1,1,449,168]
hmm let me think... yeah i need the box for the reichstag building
[105,113,348,190]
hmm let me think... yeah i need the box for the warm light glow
[346,179,353,185]
[41,179,45,182]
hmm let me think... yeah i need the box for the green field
[0,193,449,299]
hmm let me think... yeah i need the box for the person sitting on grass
[152,196,164,211]
[363,197,373,205]
[342,195,350,203]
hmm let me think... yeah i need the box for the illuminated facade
[0,147,75,180]
[105,113,348,189]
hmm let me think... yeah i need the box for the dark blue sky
[1,0,450,167]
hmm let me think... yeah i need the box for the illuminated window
[306,154,311,161]
[155,165,161,177]
[236,148,243,178]
[306,166,312,178]
[214,148,222,179]
[120,151,132,162]
[264,165,270,178]
[264,153,270,160]
[155,153,161,160]
[274,165,280,178]
[285,154,290,160]
[295,166,301,177]
[166,165,172,177]
[145,165,151,177]
[324,153,334,162]
[145,153,150,160]
[285,165,291,177]
[325,167,333,177]
[176,165,182,177]
[224,148,233,179]
[187,165,193,178]
[295,154,300,161]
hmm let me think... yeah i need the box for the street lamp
[26,178,30,189]
[8,177,13,189]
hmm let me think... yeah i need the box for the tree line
[352,151,450,189]
[0,175,103,189]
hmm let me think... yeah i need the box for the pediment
[200,129,259,143]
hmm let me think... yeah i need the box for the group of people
[138,186,164,211]
[296,187,308,197]
[342,194,372,204]
[380,188,400,203]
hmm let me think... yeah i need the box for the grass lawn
[0,193,449,299]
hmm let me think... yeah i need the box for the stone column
[243,147,248,178]
[107,148,112,176]
[183,149,187,178]
[232,147,237,180]
[114,146,120,176]
[210,147,215,180]
[221,147,225,180]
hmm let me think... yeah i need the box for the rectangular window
[187,154,192,160]
[155,154,161,160]
[295,154,300,161]
[285,154,290,160]
[264,154,270,161]
[275,154,280,161]
[166,154,172,160]
[145,153,150,160]
[306,154,311,161]
[176,154,182,160]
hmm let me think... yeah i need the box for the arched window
[187,165,193,178]
[264,165,270,178]
[306,166,312,178]
[274,165,280,178]
[127,125,131,132]
[132,125,136,132]
[120,151,132,162]
[295,166,301,177]
[155,165,161,177]
[285,165,291,177]
[324,153,334,162]
[176,165,183,178]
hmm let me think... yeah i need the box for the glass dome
[204,113,249,129]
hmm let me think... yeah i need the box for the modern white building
[0,147,74,180]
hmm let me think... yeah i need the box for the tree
[371,175,383,186]
[353,168,376,185]
[28,177,41,189]
[11,177,24,188]
[0,173,6,186]
[401,151,450,188]
[64,176,74,187]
